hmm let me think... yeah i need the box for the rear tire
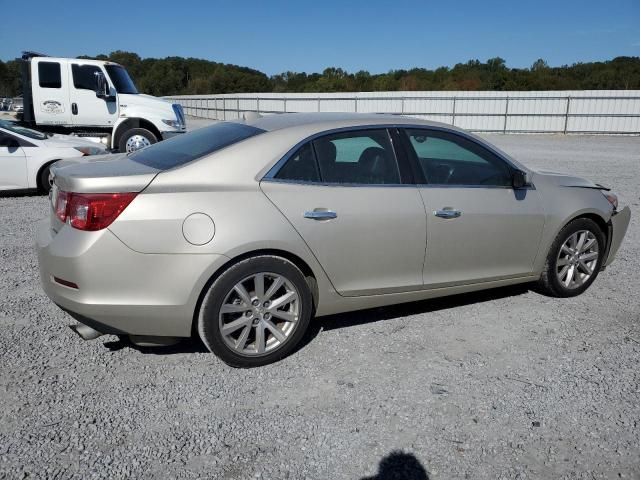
[538,218,605,297]
[118,128,157,153]
[198,256,313,368]
[37,162,54,194]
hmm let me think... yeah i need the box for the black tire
[538,218,606,297]
[198,255,313,368]
[37,162,54,194]
[117,128,157,153]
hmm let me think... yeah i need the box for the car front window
[403,129,512,186]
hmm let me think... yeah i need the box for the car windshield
[129,122,265,170]
[105,65,139,94]
[0,119,47,140]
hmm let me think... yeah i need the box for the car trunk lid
[50,152,160,193]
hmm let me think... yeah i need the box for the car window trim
[390,127,421,184]
[400,127,523,189]
[388,128,416,184]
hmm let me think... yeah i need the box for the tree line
[1,51,639,98]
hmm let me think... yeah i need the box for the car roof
[234,112,526,173]
[244,112,457,133]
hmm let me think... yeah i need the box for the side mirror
[512,169,528,189]
[94,71,110,99]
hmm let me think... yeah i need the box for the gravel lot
[1,131,638,479]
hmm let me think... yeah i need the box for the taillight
[55,190,69,222]
[54,190,136,231]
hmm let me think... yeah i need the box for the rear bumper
[36,219,227,337]
[604,206,631,267]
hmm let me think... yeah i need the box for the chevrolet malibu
[36,113,631,367]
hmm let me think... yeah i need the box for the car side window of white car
[0,132,21,150]
[403,129,512,187]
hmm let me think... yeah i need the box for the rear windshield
[129,122,265,170]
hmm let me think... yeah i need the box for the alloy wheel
[218,272,300,356]
[556,230,599,289]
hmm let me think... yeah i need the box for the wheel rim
[125,135,151,152]
[218,272,300,356]
[556,230,599,289]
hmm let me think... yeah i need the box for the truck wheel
[118,128,157,153]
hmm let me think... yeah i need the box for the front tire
[538,218,605,297]
[118,128,157,153]
[198,256,313,368]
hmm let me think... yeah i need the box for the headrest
[314,139,337,163]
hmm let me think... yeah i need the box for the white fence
[166,90,640,134]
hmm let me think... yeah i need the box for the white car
[0,119,105,193]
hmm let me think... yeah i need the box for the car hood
[42,133,106,150]
[532,169,606,189]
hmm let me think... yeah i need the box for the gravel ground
[0,132,639,479]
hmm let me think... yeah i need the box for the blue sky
[1,0,638,74]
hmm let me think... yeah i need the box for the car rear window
[129,122,265,170]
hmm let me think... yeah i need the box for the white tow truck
[18,52,186,152]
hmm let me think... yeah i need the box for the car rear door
[0,130,27,190]
[261,128,426,297]
[400,128,546,287]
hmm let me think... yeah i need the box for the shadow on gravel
[101,284,530,358]
[0,189,42,198]
[290,283,531,356]
[320,284,530,332]
[103,336,208,355]
[361,451,430,480]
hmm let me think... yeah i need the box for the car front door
[0,131,27,190]
[69,63,118,127]
[401,128,546,287]
[261,128,426,296]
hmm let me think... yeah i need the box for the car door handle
[304,210,337,220]
[434,208,462,219]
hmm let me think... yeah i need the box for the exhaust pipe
[69,323,104,341]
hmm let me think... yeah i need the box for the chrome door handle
[304,210,337,220]
[434,209,462,219]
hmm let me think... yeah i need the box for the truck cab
[22,53,186,152]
